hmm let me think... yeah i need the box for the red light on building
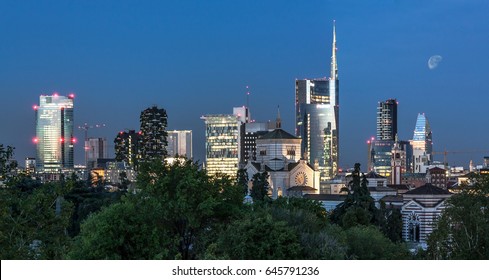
[33,138,38,144]
[68,93,75,99]
[33,105,38,110]
[60,138,65,142]
[138,131,142,135]
[72,138,77,143]
[53,92,59,97]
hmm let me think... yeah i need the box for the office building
[139,106,168,161]
[377,99,398,141]
[34,93,75,172]
[369,99,401,178]
[410,113,433,173]
[242,122,269,163]
[295,22,339,181]
[201,114,241,178]
[86,137,108,169]
[167,130,193,158]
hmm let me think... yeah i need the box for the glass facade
[295,23,339,182]
[166,130,193,158]
[411,113,433,173]
[201,115,240,178]
[86,137,108,169]
[370,139,395,177]
[35,94,74,172]
[376,99,398,141]
[296,78,339,181]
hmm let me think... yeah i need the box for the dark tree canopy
[427,174,489,259]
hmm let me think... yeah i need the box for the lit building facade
[139,106,168,161]
[410,113,433,173]
[244,128,320,198]
[86,137,108,169]
[391,136,413,184]
[201,114,241,178]
[370,139,394,178]
[167,130,193,159]
[369,99,401,178]
[114,130,141,168]
[25,157,36,175]
[35,93,75,172]
[295,22,339,181]
[242,122,269,163]
[377,99,398,141]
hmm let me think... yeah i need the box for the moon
[428,55,442,70]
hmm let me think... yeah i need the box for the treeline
[1,144,488,259]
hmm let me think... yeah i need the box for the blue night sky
[1,0,488,170]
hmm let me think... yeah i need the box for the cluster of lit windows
[35,95,74,171]
[202,115,240,178]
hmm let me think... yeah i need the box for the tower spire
[330,20,338,80]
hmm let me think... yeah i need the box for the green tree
[427,174,489,259]
[0,144,18,183]
[236,168,249,196]
[0,180,73,259]
[344,226,410,260]
[250,171,270,202]
[204,209,302,259]
[68,199,177,259]
[69,159,243,259]
[330,163,378,228]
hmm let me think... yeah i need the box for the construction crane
[77,123,106,167]
[432,150,489,168]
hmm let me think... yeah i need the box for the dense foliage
[8,144,485,260]
[427,174,489,259]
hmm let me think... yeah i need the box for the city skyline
[1,0,489,170]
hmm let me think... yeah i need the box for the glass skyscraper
[86,137,108,169]
[295,22,339,181]
[166,130,193,159]
[370,98,398,177]
[377,99,398,141]
[35,93,75,172]
[201,114,241,178]
[411,113,433,173]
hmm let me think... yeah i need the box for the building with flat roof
[201,114,241,178]
[34,93,75,173]
[167,130,192,159]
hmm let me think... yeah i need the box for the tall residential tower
[34,93,75,172]
[295,22,339,181]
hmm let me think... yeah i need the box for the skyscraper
[114,130,141,167]
[86,137,108,169]
[167,130,193,158]
[34,93,75,172]
[139,106,168,161]
[295,22,339,181]
[377,99,398,141]
[201,114,241,178]
[411,113,433,173]
[370,99,399,178]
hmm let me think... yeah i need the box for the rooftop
[259,128,298,140]
[404,183,451,195]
